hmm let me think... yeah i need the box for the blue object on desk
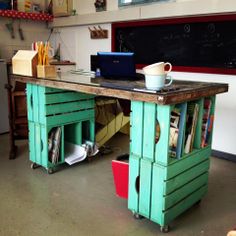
[97,52,142,80]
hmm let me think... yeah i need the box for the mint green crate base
[28,121,64,170]
[29,118,95,172]
[27,84,95,126]
[128,146,211,227]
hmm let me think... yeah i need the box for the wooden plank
[143,102,156,162]
[12,75,228,105]
[164,172,208,210]
[166,146,211,179]
[35,122,41,165]
[64,122,82,145]
[46,109,95,126]
[150,163,165,224]
[40,125,48,168]
[32,85,39,123]
[155,105,172,165]
[28,121,35,162]
[130,101,144,157]
[161,185,208,226]
[128,155,140,213]
[38,85,47,124]
[45,92,94,104]
[45,99,95,115]
[26,84,33,121]
[165,159,209,194]
[139,159,152,218]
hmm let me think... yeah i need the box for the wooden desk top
[11,73,228,105]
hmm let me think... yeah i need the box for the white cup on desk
[144,74,173,91]
[143,62,172,75]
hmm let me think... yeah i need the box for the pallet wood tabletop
[11,72,228,105]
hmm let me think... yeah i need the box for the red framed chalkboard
[112,14,236,75]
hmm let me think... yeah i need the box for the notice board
[112,15,236,74]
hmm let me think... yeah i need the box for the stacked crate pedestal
[26,84,95,173]
[128,97,215,231]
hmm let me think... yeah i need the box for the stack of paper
[65,142,87,165]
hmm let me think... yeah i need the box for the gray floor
[0,133,236,236]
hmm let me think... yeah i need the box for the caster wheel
[31,163,38,169]
[133,213,144,220]
[47,168,54,174]
[160,225,170,233]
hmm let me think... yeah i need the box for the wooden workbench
[11,73,228,105]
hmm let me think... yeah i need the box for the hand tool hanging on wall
[5,20,15,39]
[18,20,24,41]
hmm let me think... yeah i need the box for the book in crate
[169,103,187,159]
[201,98,213,147]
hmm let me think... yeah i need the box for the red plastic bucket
[111,154,129,199]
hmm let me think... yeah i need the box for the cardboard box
[52,0,73,17]
[37,65,57,78]
[12,50,38,77]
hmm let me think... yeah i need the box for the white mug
[145,74,173,91]
[143,62,172,75]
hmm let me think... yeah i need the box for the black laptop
[97,52,144,81]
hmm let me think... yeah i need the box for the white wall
[0,18,50,60]
[52,0,236,155]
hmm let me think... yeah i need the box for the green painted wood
[139,159,152,218]
[150,163,166,224]
[143,102,156,162]
[193,99,204,149]
[155,105,172,165]
[44,91,94,104]
[46,109,94,126]
[166,146,211,179]
[28,121,35,162]
[60,125,65,163]
[40,125,48,168]
[130,101,144,157]
[38,86,47,125]
[26,84,33,121]
[128,155,140,213]
[164,172,209,210]
[65,122,82,145]
[35,122,41,165]
[32,85,39,123]
[89,120,95,142]
[165,159,209,194]
[45,99,95,116]
[161,185,208,226]
[44,87,65,93]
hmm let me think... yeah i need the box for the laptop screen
[97,52,136,78]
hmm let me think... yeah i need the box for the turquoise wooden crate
[128,146,211,228]
[29,119,95,173]
[130,98,212,165]
[28,121,65,171]
[26,84,95,126]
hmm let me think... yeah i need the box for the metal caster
[31,162,39,169]
[160,225,170,233]
[47,168,54,174]
[133,212,144,220]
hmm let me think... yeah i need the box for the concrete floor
[0,133,236,236]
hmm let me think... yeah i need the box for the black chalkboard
[113,16,236,74]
